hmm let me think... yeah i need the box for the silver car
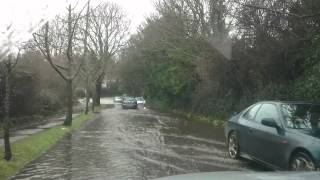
[135,97,146,104]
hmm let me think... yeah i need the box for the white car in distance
[135,97,146,104]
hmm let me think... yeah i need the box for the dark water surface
[12,104,267,180]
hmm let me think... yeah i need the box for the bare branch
[43,22,68,81]
[11,48,21,69]
[244,4,320,19]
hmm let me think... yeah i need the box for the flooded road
[12,103,268,180]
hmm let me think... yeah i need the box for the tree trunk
[3,74,12,161]
[3,124,12,161]
[83,1,90,115]
[95,82,101,106]
[64,80,73,126]
[85,87,90,114]
[91,93,96,112]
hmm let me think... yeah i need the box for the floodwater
[11,102,267,180]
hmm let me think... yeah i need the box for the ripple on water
[11,105,268,180]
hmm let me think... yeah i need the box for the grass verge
[0,113,94,180]
[172,110,225,127]
[147,99,225,126]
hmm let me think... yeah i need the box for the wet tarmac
[11,103,268,180]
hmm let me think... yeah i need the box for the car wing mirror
[261,118,279,129]
[232,112,238,116]
[229,112,238,119]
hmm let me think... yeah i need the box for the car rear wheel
[228,132,240,159]
[290,152,316,171]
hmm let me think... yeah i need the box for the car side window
[242,104,261,120]
[255,104,279,124]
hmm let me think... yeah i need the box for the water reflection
[13,133,73,180]
[12,106,268,180]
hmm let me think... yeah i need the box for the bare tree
[87,2,129,107]
[80,0,92,114]
[156,0,229,38]
[83,0,90,114]
[33,4,86,126]
[0,50,20,161]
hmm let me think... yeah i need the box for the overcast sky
[0,0,155,58]
[108,0,155,32]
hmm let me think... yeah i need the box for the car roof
[255,101,320,105]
